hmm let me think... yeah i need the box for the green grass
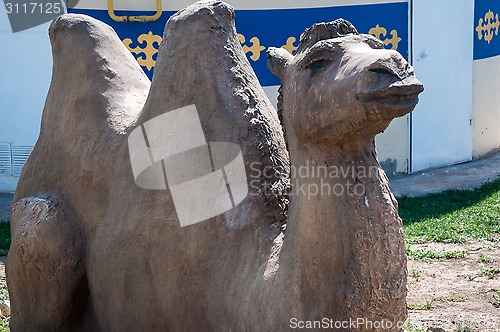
[0,222,10,252]
[0,223,10,331]
[434,294,468,302]
[0,320,8,332]
[479,253,494,264]
[479,267,500,278]
[406,299,433,310]
[410,269,421,281]
[0,276,8,332]
[455,324,474,332]
[479,288,500,307]
[406,246,466,261]
[399,178,500,243]
[403,322,429,332]
[445,294,468,302]
[493,290,500,308]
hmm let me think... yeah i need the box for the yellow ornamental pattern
[237,34,266,61]
[123,25,403,71]
[281,36,299,55]
[476,10,500,44]
[123,31,163,71]
[368,25,401,50]
[238,25,402,60]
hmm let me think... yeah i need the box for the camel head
[267,19,424,148]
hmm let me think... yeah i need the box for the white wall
[375,116,408,175]
[0,12,52,192]
[411,0,474,172]
[473,55,500,157]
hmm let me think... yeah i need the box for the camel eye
[305,58,331,71]
[302,43,340,71]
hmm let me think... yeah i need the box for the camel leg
[6,195,90,331]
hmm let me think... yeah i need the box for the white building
[1,0,499,192]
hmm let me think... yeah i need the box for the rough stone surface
[266,19,423,329]
[7,2,422,331]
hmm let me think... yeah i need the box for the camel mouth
[358,84,424,111]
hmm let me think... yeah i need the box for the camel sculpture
[7,1,423,331]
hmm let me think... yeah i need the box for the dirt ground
[406,241,500,331]
[0,244,498,331]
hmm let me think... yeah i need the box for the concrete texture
[6,3,421,329]
[7,3,289,331]
[8,1,498,330]
[267,18,423,328]
[7,12,152,331]
[390,151,500,197]
[2,153,498,223]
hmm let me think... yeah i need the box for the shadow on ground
[399,178,500,225]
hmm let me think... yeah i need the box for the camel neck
[276,137,407,318]
[285,139,384,249]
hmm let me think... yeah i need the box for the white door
[411,0,474,172]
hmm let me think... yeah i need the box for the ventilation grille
[12,145,33,177]
[0,144,11,177]
[0,144,33,177]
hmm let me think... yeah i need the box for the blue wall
[70,2,409,86]
[474,0,500,60]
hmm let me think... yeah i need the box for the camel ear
[267,47,292,80]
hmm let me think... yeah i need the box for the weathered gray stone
[267,19,423,329]
[7,1,422,331]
